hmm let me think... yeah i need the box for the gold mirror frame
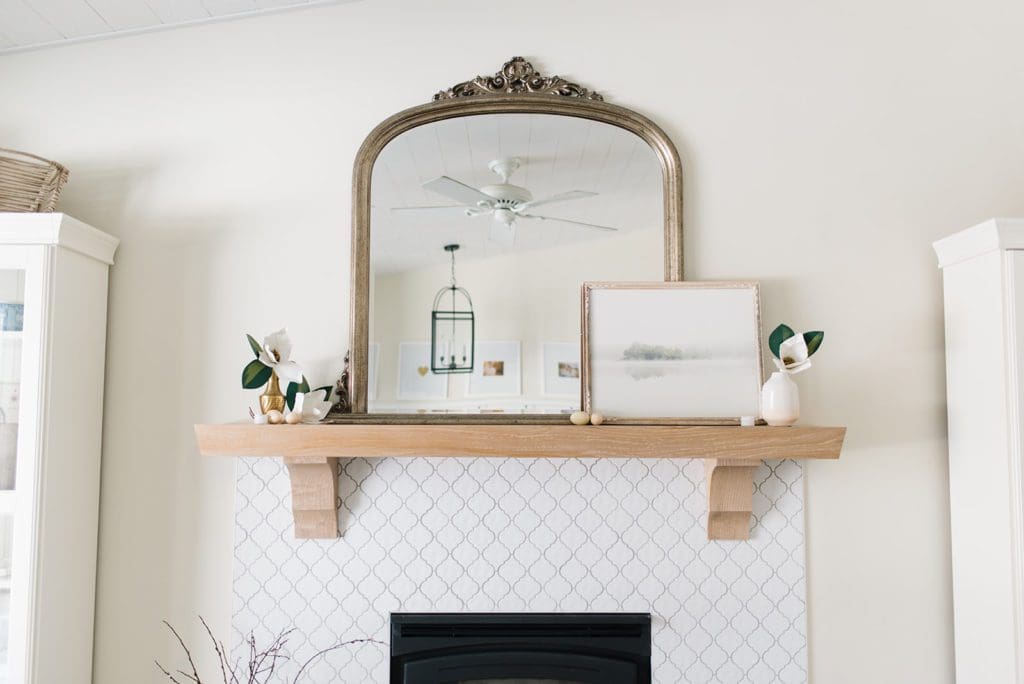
[346,57,684,417]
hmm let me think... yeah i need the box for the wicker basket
[0,148,70,213]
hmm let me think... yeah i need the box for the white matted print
[367,342,380,401]
[467,341,521,397]
[583,282,763,419]
[397,342,448,399]
[543,342,581,397]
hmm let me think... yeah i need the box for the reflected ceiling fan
[391,157,617,245]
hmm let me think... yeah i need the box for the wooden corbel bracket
[195,423,845,541]
[282,455,763,541]
[705,459,760,541]
[283,455,340,539]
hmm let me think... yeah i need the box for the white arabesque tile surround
[233,456,807,683]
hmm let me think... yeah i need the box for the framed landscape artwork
[582,282,763,421]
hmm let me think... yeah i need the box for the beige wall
[2,0,1022,679]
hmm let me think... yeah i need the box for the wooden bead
[266,410,284,425]
[570,411,590,426]
[284,411,301,425]
[590,413,605,426]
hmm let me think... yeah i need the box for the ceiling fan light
[494,208,516,225]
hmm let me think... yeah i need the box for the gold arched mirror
[344,57,683,420]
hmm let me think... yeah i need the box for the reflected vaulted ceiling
[372,113,664,275]
[0,0,357,53]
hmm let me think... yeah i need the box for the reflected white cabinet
[0,214,117,684]
[936,218,1024,684]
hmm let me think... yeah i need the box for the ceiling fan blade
[517,190,597,211]
[423,176,495,207]
[519,214,619,232]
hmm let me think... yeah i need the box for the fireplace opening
[390,613,651,684]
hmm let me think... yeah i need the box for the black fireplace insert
[390,613,651,684]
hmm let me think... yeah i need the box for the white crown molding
[934,218,1024,269]
[0,213,118,265]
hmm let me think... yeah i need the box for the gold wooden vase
[259,372,286,414]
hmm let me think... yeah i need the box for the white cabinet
[0,214,117,684]
[936,218,1024,683]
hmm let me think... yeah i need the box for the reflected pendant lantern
[431,244,475,374]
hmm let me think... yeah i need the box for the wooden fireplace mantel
[194,422,845,541]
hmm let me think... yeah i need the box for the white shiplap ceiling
[0,0,357,54]
[371,113,663,275]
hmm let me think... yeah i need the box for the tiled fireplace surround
[233,456,807,683]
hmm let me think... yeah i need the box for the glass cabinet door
[0,219,114,684]
[0,270,25,684]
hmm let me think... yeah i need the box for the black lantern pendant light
[430,244,475,374]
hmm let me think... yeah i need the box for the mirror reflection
[368,113,664,414]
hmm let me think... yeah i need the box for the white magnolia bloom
[257,328,303,386]
[293,389,333,424]
[773,333,813,374]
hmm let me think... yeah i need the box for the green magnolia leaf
[803,330,824,356]
[241,360,272,389]
[769,324,795,359]
[285,376,311,411]
[246,334,262,358]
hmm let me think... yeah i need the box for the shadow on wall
[50,152,245,673]
[58,160,153,224]
[58,146,352,670]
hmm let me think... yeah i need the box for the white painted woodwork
[27,0,111,39]
[84,0,160,31]
[0,213,117,684]
[0,2,63,46]
[143,0,216,24]
[935,217,1024,684]
[0,0,359,54]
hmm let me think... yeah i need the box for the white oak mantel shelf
[194,423,845,541]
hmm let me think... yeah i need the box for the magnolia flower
[773,333,812,374]
[257,328,303,386]
[293,389,333,424]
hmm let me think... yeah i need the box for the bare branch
[223,642,241,684]
[155,659,186,684]
[291,639,387,684]
[250,636,282,679]
[247,633,256,684]
[159,619,382,684]
[199,616,230,684]
[252,629,294,681]
[228,656,242,684]
[162,620,204,684]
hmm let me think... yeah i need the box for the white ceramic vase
[761,371,799,426]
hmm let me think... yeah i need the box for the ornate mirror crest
[342,57,684,418]
[433,56,603,102]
